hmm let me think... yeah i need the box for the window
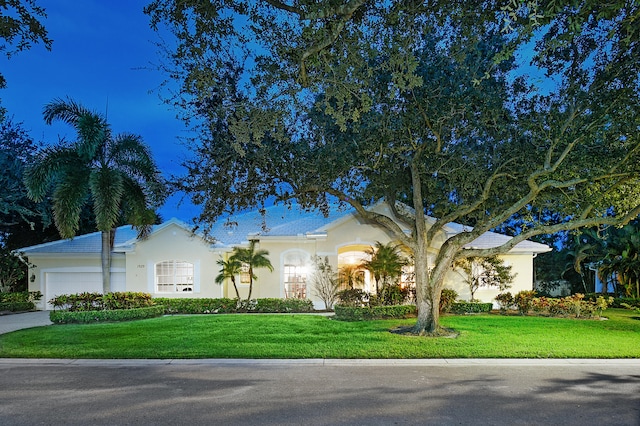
[155,260,194,292]
[239,263,251,285]
[283,251,309,299]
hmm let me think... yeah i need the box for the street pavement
[0,312,639,425]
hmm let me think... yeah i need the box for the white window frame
[155,260,195,293]
[282,250,310,299]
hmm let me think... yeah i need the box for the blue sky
[1,0,198,222]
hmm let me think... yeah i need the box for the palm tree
[338,264,365,290]
[361,241,407,294]
[24,98,166,293]
[229,240,273,301]
[215,257,242,299]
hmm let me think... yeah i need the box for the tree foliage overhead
[0,116,40,233]
[146,0,640,333]
[0,0,51,88]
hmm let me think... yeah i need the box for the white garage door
[45,272,126,309]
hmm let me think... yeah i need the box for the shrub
[451,301,493,314]
[49,305,165,324]
[0,291,41,312]
[155,298,315,314]
[377,285,410,306]
[334,304,417,321]
[494,292,514,314]
[0,301,34,312]
[514,290,536,315]
[439,288,458,313]
[248,298,314,313]
[530,294,614,318]
[49,292,155,312]
[336,288,368,307]
[102,292,154,310]
[155,298,239,314]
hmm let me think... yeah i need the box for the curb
[1,358,639,367]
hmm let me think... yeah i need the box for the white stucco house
[19,202,550,310]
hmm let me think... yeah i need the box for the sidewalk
[0,311,52,335]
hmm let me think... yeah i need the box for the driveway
[0,311,52,335]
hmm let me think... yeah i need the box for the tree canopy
[146,1,640,333]
[0,0,51,89]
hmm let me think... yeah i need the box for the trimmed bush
[514,290,537,315]
[439,288,458,313]
[155,297,239,314]
[0,291,41,312]
[155,297,315,314]
[334,304,417,321]
[494,292,515,314]
[0,301,34,312]
[336,288,368,307]
[451,302,493,314]
[49,305,165,324]
[250,298,314,313]
[530,294,613,318]
[50,292,154,312]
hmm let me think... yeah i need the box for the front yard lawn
[0,309,638,359]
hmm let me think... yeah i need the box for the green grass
[0,309,638,359]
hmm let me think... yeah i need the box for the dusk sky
[1,0,198,222]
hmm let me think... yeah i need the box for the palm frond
[43,98,109,162]
[51,169,91,238]
[75,113,108,162]
[23,146,82,202]
[42,97,95,125]
[89,167,124,231]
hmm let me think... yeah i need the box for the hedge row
[155,297,315,314]
[49,292,155,311]
[450,302,493,314]
[49,305,165,324]
[0,291,42,312]
[0,301,34,312]
[334,304,417,321]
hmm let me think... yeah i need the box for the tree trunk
[247,266,253,301]
[101,230,112,294]
[231,277,240,299]
[411,237,457,335]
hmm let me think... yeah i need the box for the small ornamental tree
[310,255,339,310]
[454,257,515,302]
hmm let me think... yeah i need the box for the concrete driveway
[0,311,52,335]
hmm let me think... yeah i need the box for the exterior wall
[124,224,222,299]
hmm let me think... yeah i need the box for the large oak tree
[146,1,640,334]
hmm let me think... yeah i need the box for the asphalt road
[1,359,638,425]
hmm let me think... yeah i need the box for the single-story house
[20,202,551,310]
